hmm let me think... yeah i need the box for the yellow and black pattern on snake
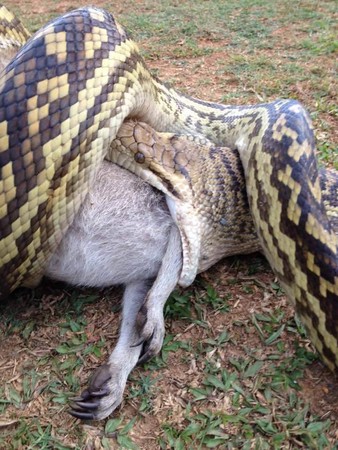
[0,7,135,294]
[0,5,30,49]
[110,121,261,278]
[320,168,338,233]
[246,112,337,369]
[0,5,30,72]
[0,7,337,370]
[110,118,338,371]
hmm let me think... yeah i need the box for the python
[0,5,337,420]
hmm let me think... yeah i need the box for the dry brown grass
[0,1,337,448]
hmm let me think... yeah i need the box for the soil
[0,1,337,449]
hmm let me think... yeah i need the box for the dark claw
[69,389,91,402]
[88,363,112,392]
[137,353,151,366]
[69,387,109,404]
[71,389,94,402]
[71,400,100,410]
[68,363,112,421]
[87,388,110,398]
[130,338,145,348]
[137,349,156,366]
[136,330,155,366]
[68,409,95,420]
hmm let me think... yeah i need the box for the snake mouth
[165,196,200,288]
[108,142,182,200]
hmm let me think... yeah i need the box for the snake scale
[0,6,337,371]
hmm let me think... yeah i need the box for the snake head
[108,121,192,198]
[108,120,202,287]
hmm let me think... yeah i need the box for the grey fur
[46,162,182,419]
[1,44,181,421]
[46,162,176,287]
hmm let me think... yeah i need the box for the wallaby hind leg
[69,225,182,420]
[135,225,182,365]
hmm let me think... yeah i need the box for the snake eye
[134,152,145,164]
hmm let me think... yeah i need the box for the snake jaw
[166,196,201,287]
[109,120,203,287]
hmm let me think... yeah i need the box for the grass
[0,0,337,448]
[7,0,338,166]
[1,260,337,448]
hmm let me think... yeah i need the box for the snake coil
[0,6,337,371]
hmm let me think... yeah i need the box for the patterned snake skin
[0,6,337,372]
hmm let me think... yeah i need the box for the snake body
[0,6,337,371]
[0,5,29,49]
[110,121,338,279]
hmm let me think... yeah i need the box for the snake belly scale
[0,6,337,371]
